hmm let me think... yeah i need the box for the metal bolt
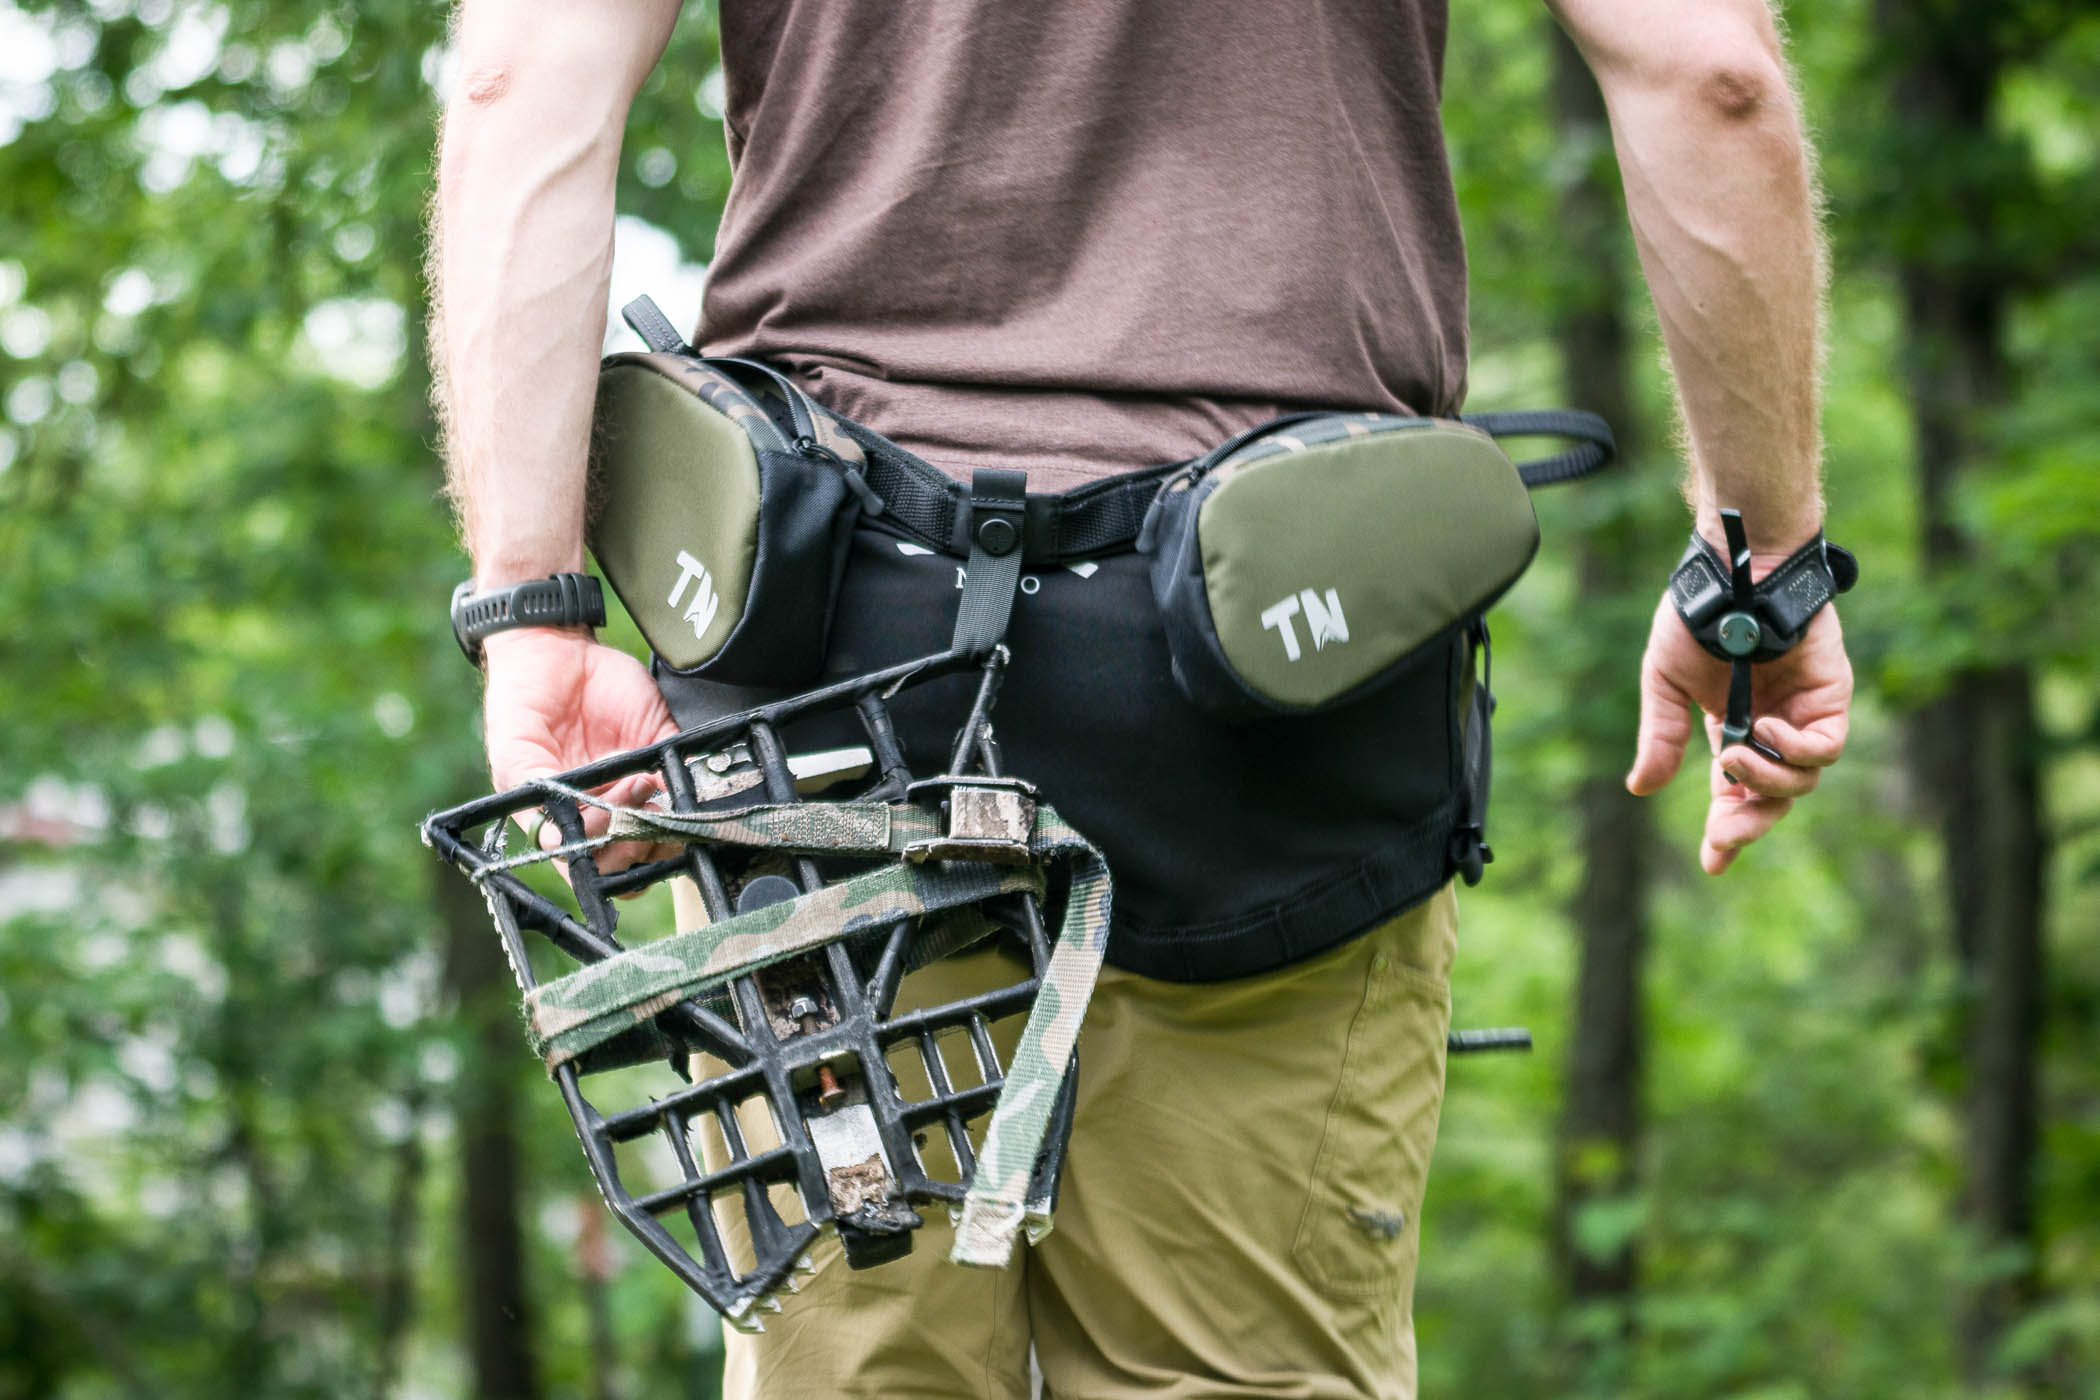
[789,994,847,1106]
[1717,611,1762,656]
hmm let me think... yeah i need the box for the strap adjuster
[901,776,1038,865]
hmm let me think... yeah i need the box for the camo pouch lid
[1141,413,1541,718]
[589,352,866,685]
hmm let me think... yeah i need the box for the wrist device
[450,572,606,666]
[1668,510,1857,762]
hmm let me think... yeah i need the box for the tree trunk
[1548,23,1653,1356]
[369,1087,428,1400]
[439,862,544,1400]
[577,1195,622,1400]
[1877,0,2049,1380]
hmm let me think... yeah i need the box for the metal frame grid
[421,645,1077,1326]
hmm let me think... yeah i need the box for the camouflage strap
[498,780,945,867]
[601,793,943,855]
[524,857,1045,1069]
[950,807,1112,1268]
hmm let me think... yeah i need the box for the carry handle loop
[1186,407,1616,488]
[618,296,830,449]
[1461,409,1617,488]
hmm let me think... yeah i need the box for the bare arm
[431,0,684,854]
[1550,0,1851,872]
[435,0,681,583]
[1551,0,1826,552]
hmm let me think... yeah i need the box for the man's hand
[483,628,680,875]
[433,0,684,874]
[1626,590,1851,874]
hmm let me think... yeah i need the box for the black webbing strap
[950,469,1030,656]
[838,419,1177,566]
[1462,409,1617,488]
[1450,620,1495,886]
[835,402,1613,561]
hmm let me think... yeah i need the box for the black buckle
[1448,824,1492,887]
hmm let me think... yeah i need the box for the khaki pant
[702,885,1458,1399]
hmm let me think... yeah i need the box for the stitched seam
[1289,945,1384,1294]
[1292,942,1450,1299]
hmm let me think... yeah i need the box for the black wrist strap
[452,573,607,666]
[1669,516,1858,664]
[1668,510,1857,762]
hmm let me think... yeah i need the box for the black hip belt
[601,295,1614,979]
[598,297,1608,679]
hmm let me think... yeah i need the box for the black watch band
[451,573,607,666]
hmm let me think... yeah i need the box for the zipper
[705,357,886,514]
[695,353,827,448]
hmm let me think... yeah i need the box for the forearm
[432,0,680,588]
[1558,1,1826,554]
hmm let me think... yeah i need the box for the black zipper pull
[793,434,886,517]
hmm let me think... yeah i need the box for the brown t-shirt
[699,0,1468,492]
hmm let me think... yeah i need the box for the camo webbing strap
[518,793,1113,1268]
[523,856,1043,1068]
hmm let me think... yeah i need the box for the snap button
[976,515,1020,557]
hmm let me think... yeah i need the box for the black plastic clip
[1449,824,1492,888]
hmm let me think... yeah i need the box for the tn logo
[1260,588,1349,662]
[667,550,720,640]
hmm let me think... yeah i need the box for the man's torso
[699,0,1469,490]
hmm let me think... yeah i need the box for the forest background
[1,0,2095,1396]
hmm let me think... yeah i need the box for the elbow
[458,64,514,109]
[1685,44,1790,128]
[1570,2,1799,129]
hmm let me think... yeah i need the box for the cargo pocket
[1291,933,1453,1299]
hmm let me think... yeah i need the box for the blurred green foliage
[0,0,2095,1396]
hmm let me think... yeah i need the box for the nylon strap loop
[951,806,1112,1266]
[951,468,1030,656]
[1460,409,1618,488]
[619,294,688,354]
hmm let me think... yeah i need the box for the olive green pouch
[1138,412,1599,719]
[588,351,870,686]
